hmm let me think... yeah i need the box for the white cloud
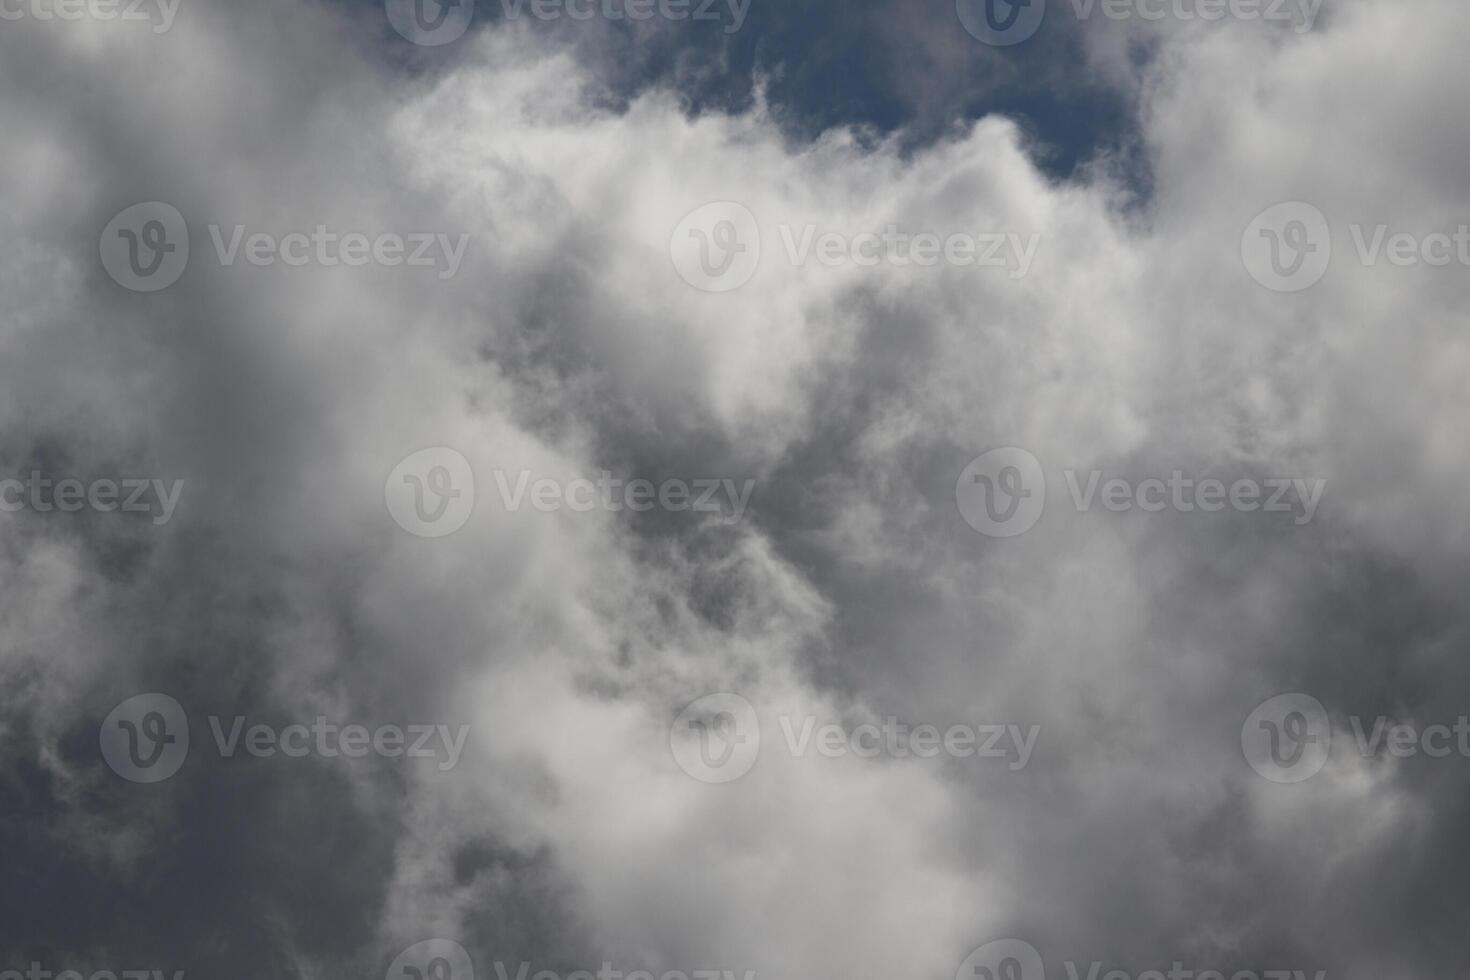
[3,1,1469,977]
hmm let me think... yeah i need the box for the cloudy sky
[2,0,1468,978]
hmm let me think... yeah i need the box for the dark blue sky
[369,0,1147,183]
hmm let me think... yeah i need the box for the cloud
[2,2,1469,979]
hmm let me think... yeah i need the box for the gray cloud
[3,2,1468,980]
